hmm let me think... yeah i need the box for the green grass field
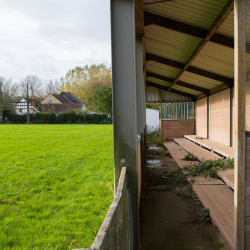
[0,125,114,250]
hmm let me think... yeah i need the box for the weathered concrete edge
[73,167,127,250]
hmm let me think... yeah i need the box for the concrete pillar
[136,34,145,190]
[111,0,139,249]
[234,0,246,249]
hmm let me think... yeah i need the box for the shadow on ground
[139,144,230,250]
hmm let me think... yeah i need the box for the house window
[19,109,22,113]
[162,102,194,120]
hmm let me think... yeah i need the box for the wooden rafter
[168,0,234,91]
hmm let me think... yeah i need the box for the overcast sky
[0,0,111,82]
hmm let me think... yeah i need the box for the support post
[27,83,30,124]
[230,86,234,147]
[234,0,246,249]
[194,101,196,135]
[207,96,209,139]
[111,0,139,249]
[136,34,145,191]
[0,82,3,123]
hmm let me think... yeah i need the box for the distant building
[40,92,85,113]
[45,103,85,113]
[41,92,84,105]
[41,94,66,104]
[15,98,42,115]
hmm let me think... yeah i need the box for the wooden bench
[163,141,198,169]
[164,140,234,249]
[173,138,221,161]
[182,136,235,190]
[193,184,234,250]
[184,135,234,159]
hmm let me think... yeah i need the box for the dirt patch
[139,146,230,250]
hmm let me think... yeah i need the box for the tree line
[0,63,112,114]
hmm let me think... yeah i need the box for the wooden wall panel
[231,87,234,147]
[162,120,194,140]
[196,98,207,138]
[246,134,250,250]
[209,89,230,146]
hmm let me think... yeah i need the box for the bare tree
[0,76,19,99]
[21,75,43,97]
[44,79,60,95]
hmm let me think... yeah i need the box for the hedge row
[2,111,112,124]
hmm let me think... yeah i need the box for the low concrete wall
[74,167,128,250]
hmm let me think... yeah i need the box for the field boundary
[74,167,129,250]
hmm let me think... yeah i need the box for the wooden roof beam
[168,0,234,91]
[144,10,234,49]
[146,71,174,83]
[147,81,196,100]
[146,71,209,95]
[146,53,234,88]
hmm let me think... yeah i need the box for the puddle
[146,159,167,168]
[148,144,162,151]
[148,146,161,150]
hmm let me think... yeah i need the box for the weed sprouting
[182,154,198,161]
[183,157,234,180]
[198,208,211,223]
[159,157,234,189]
[146,131,161,143]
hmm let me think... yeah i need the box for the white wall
[15,99,37,115]
[146,108,159,133]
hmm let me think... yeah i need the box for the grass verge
[0,124,113,250]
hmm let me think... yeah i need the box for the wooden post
[27,83,30,124]
[0,82,3,122]
[234,0,246,249]
[207,96,209,139]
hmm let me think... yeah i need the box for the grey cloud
[0,0,111,81]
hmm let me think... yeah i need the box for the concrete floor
[139,144,230,250]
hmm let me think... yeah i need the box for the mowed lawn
[0,125,114,250]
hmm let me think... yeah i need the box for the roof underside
[142,0,234,101]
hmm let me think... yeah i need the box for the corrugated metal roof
[216,9,234,37]
[146,86,161,102]
[162,89,193,102]
[145,25,201,63]
[172,85,201,96]
[179,71,222,90]
[144,0,228,29]
[146,77,171,87]
[144,0,234,100]
[147,86,192,102]
[146,61,181,79]
[190,42,234,78]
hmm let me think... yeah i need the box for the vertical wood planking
[196,98,207,138]
[209,89,231,146]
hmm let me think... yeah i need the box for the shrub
[4,110,112,125]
